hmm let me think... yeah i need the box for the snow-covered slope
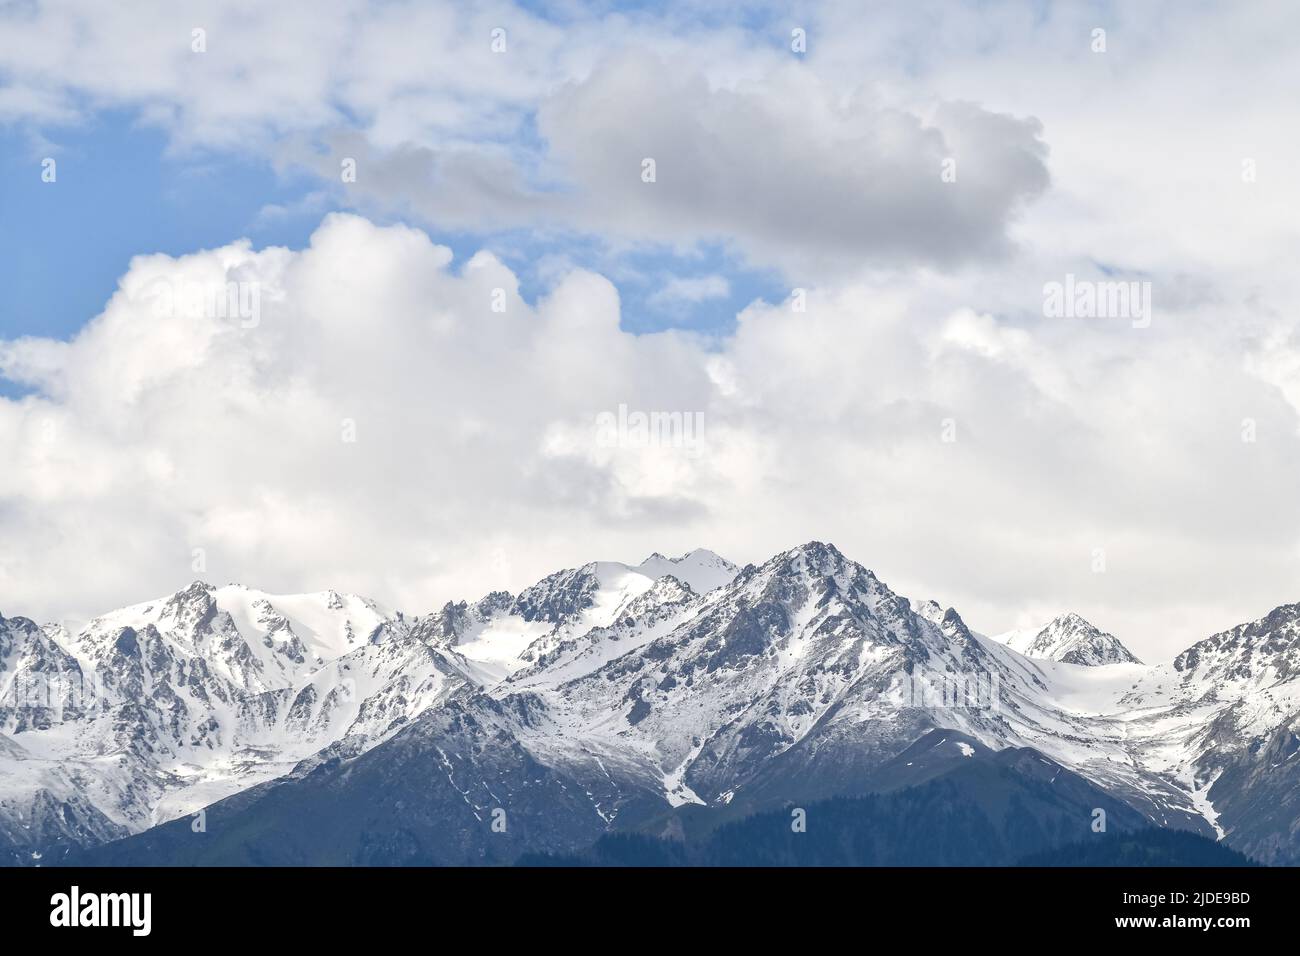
[996,613,1142,666]
[5,543,1300,866]
[634,550,738,595]
[0,586,468,859]
[413,549,738,683]
[0,551,739,862]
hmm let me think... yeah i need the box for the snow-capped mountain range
[2,542,1298,865]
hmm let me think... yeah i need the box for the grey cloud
[535,55,1049,276]
[276,55,1050,279]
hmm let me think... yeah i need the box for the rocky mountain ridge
[3,543,1299,865]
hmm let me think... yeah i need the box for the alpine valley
[1,542,1296,867]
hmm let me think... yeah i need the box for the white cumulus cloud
[3,214,1300,662]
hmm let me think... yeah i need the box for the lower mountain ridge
[4,542,1300,866]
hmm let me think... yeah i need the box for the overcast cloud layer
[3,1,1300,661]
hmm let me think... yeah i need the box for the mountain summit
[996,612,1142,666]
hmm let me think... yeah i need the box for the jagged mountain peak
[736,540,853,582]
[734,541,891,608]
[911,598,945,623]
[168,579,217,602]
[0,612,40,634]
[471,550,740,636]
[781,539,849,564]
[1174,601,1300,681]
[1051,611,1089,628]
[997,612,1141,666]
[640,547,725,562]
[508,563,609,625]
[626,544,932,689]
[634,548,738,594]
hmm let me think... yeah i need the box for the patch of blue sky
[433,224,787,339]
[0,110,324,343]
[0,107,784,401]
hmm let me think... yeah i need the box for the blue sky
[0,105,786,390]
[0,115,316,340]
